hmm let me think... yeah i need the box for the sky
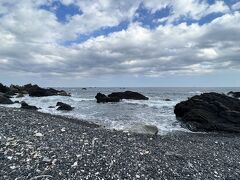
[0,0,240,87]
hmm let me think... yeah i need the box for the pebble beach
[1,106,240,179]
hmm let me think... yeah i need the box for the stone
[174,92,240,133]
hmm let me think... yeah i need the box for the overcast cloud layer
[0,0,239,86]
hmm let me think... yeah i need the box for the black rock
[174,92,240,133]
[0,83,10,93]
[14,101,20,103]
[0,95,13,104]
[164,99,171,101]
[48,106,55,108]
[108,91,149,100]
[16,93,24,98]
[228,91,240,98]
[21,102,38,110]
[82,88,87,90]
[56,102,74,111]
[28,84,70,97]
[95,93,120,103]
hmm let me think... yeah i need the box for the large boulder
[56,102,74,111]
[228,91,240,98]
[0,95,13,104]
[20,102,38,110]
[174,92,240,133]
[108,91,149,100]
[143,125,159,135]
[95,93,120,103]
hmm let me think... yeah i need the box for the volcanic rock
[174,92,240,133]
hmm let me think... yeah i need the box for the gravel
[0,106,240,179]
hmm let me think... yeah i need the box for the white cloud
[232,2,240,10]
[0,0,239,80]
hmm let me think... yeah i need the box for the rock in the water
[16,93,24,98]
[48,106,55,108]
[25,84,70,97]
[174,92,240,133]
[95,91,148,103]
[0,83,10,93]
[21,101,38,110]
[95,93,120,103]
[56,102,74,111]
[82,88,87,90]
[164,99,171,101]
[228,91,240,98]
[0,95,13,104]
[108,91,149,100]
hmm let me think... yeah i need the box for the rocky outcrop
[228,91,240,98]
[95,91,148,103]
[21,102,38,110]
[56,102,74,111]
[95,93,120,103]
[174,92,240,133]
[0,83,70,97]
[108,91,149,100]
[0,95,13,104]
[16,93,24,98]
[28,85,70,97]
[0,83,10,93]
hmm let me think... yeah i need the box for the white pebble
[34,133,43,137]
[72,161,78,167]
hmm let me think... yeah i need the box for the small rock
[42,157,51,163]
[71,161,78,167]
[61,128,66,132]
[34,132,43,137]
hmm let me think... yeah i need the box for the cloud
[0,0,239,81]
[232,2,240,10]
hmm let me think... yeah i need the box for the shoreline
[1,106,240,179]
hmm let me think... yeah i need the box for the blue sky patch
[63,21,129,46]
[40,1,81,23]
[133,3,171,29]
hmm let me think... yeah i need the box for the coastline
[1,106,240,179]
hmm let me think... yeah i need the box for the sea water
[4,87,239,134]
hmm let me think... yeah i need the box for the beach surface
[0,106,240,179]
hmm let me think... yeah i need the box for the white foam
[1,93,188,134]
[122,98,179,109]
[189,91,202,94]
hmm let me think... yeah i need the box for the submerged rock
[21,102,38,110]
[0,95,13,104]
[174,92,240,133]
[228,91,240,98]
[95,93,120,103]
[56,102,74,111]
[108,91,149,100]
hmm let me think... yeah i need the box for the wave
[188,91,202,94]
[122,99,179,109]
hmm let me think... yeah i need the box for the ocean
[4,87,239,134]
